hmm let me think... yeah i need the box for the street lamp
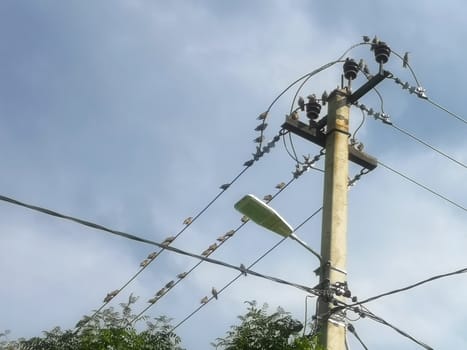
[234,194,322,262]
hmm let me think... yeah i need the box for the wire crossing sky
[0,2,466,349]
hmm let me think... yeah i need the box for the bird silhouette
[177,272,188,279]
[165,280,175,289]
[363,64,370,75]
[147,252,158,260]
[183,217,193,225]
[290,111,299,121]
[240,264,248,276]
[211,287,218,300]
[208,243,218,251]
[219,183,230,190]
[297,96,305,111]
[321,91,328,105]
[363,35,371,43]
[263,194,273,202]
[155,288,166,297]
[140,259,150,268]
[275,182,286,189]
[200,296,209,304]
[201,248,212,257]
[148,297,157,304]
[257,111,268,120]
[225,230,235,237]
[241,215,249,223]
[161,236,175,246]
[217,235,227,242]
[403,52,409,68]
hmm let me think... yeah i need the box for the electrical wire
[351,108,366,143]
[377,160,467,212]
[426,97,467,125]
[129,150,327,323]
[302,295,316,336]
[354,101,467,170]
[347,324,369,350]
[0,193,323,301]
[359,307,433,350]
[390,50,422,87]
[168,168,374,333]
[169,206,324,333]
[389,73,467,125]
[390,123,466,169]
[72,129,285,332]
[349,266,467,309]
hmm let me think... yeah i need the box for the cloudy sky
[0,1,466,349]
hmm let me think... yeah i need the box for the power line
[359,307,433,350]
[169,206,324,333]
[390,123,466,169]
[377,160,467,212]
[353,101,467,170]
[347,324,369,350]
[129,150,327,323]
[349,266,467,308]
[389,74,467,125]
[426,97,467,125]
[168,168,373,333]
[72,130,285,332]
[0,193,321,295]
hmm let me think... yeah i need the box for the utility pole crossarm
[281,117,378,170]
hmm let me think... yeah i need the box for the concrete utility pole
[281,49,390,350]
[317,89,350,350]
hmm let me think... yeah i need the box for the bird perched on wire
[148,297,157,304]
[216,234,227,243]
[241,215,249,223]
[140,259,150,268]
[403,52,409,68]
[211,287,218,300]
[165,280,175,289]
[240,264,248,276]
[219,183,230,190]
[201,248,212,257]
[208,243,218,251]
[297,96,305,111]
[263,194,273,202]
[155,288,167,297]
[177,272,188,279]
[225,230,235,238]
[275,182,286,189]
[103,289,119,303]
[200,296,209,304]
[183,217,193,225]
[257,111,268,120]
[147,251,158,260]
[161,236,175,246]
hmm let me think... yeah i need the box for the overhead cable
[377,161,466,212]
[359,307,433,350]
[130,149,327,324]
[168,168,374,333]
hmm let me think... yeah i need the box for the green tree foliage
[0,295,183,350]
[213,301,324,350]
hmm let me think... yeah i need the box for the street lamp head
[234,194,293,237]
